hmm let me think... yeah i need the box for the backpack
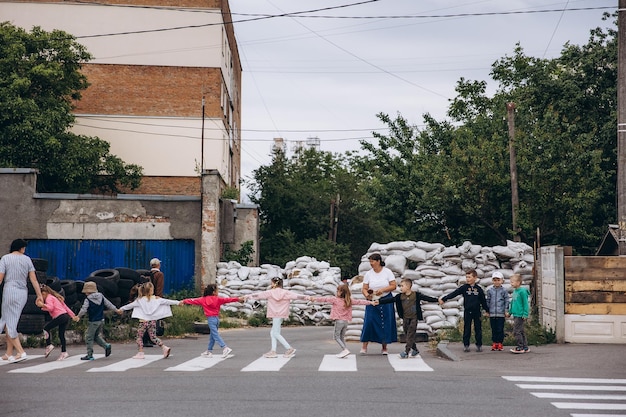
[140,270,156,285]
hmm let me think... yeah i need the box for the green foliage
[221,186,240,201]
[0,22,143,193]
[222,240,255,265]
[247,147,392,275]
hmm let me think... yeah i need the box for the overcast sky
[229,0,614,201]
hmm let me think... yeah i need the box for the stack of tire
[81,267,150,308]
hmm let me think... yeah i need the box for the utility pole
[328,194,339,242]
[507,102,521,242]
[618,0,626,253]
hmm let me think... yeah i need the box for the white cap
[150,258,161,266]
[491,271,504,280]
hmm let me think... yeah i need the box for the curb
[436,340,459,361]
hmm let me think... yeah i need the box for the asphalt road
[1,326,624,417]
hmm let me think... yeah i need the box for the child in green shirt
[508,274,530,353]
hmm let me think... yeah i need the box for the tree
[354,16,616,253]
[0,22,142,193]
[247,147,391,275]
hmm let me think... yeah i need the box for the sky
[228,0,615,201]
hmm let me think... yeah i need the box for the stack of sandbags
[215,240,534,340]
[217,257,341,324]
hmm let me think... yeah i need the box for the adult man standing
[149,258,164,297]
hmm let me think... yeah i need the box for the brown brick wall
[74,64,224,118]
[120,176,201,195]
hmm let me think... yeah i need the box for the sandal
[1,354,10,361]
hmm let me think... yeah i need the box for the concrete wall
[0,169,257,288]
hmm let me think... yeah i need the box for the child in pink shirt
[246,277,309,358]
[311,284,376,358]
[36,284,76,361]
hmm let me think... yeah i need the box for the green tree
[0,22,142,193]
[247,147,391,275]
[354,16,616,252]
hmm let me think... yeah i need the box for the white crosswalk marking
[503,376,626,417]
[9,354,104,373]
[87,354,163,372]
[241,356,292,372]
[387,354,433,372]
[165,355,232,371]
[318,354,357,371]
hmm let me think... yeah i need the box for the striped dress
[0,253,36,338]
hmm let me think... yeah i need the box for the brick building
[1,0,242,196]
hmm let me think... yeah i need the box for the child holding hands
[377,278,439,358]
[117,282,178,359]
[311,284,376,358]
[180,284,244,358]
[36,284,76,361]
[246,277,309,358]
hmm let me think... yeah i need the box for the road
[0,326,624,417]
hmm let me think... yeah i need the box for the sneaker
[476,345,482,352]
[263,351,277,358]
[336,349,350,358]
[381,349,388,355]
[510,347,525,354]
[283,348,296,358]
[222,347,233,358]
[410,349,419,357]
[523,347,530,353]
[498,343,504,351]
[81,355,94,361]
[162,345,171,358]
[463,346,470,352]
[132,352,145,359]
[45,344,55,358]
[201,350,213,358]
[491,343,497,351]
[399,352,409,359]
[57,352,69,361]
[105,344,111,357]
[359,349,367,355]
[43,330,49,340]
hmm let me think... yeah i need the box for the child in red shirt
[180,284,243,358]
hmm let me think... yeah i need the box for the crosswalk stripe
[9,354,104,373]
[552,402,626,411]
[517,384,626,391]
[387,354,433,372]
[318,354,357,371]
[241,356,292,372]
[165,355,231,372]
[571,414,626,417]
[503,376,626,384]
[531,392,626,400]
[87,355,163,372]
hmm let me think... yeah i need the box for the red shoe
[491,343,497,351]
[498,343,504,351]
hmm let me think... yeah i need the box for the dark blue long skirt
[360,293,397,344]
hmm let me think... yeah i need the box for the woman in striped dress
[0,239,43,362]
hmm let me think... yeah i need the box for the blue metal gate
[25,239,195,294]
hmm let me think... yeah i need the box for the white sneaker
[45,344,55,358]
[283,348,296,358]
[57,352,68,361]
[263,351,277,358]
[200,350,213,358]
[336,349,350,358]
[222,347,232,358]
